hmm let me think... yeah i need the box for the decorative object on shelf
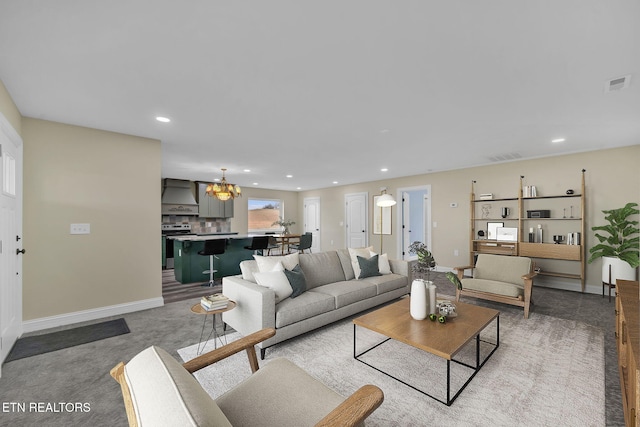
[501,207,511,218]
[477,230,485,239]
[528,228,534,243]
[523,185,537,197]
[205,168,241,201]
[536,224,543,243]
[487,222,503,240]
[553,235,565,244]
[479,193,494,200]
[272,217,296,235]
[588,202,639,284]
[481,204,492,219]
[497,227,518,241]
[566,189,574,195]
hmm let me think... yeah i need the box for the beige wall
[299,145,640,292]
[22,118,162,321]
[0,79,21,135]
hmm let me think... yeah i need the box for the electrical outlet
[454,249,459,256]
[70,223,90,235]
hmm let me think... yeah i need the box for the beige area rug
[178,310,605,427]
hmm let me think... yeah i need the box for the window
[248,198,284,232]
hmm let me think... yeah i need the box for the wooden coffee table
[353,298,499,406]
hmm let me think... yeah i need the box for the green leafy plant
[588,202,639,268]
[445,271,463,290]
[408,241,436,282]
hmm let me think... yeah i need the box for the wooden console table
[616,279,640,426]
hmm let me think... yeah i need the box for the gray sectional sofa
[222,248,410,358]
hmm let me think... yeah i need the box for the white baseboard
[22,297,164,334]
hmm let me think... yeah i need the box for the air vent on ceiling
[605,75,631,92]
[488,152,523,163]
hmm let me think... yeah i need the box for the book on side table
[201,293,229,311]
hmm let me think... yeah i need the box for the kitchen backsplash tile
[162,215,231,234]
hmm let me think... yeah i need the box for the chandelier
[205,168,242,201]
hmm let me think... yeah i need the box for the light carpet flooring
[179,309,604,426]
[0,272,624,426]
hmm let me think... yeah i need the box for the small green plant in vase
[272,217,296,235]
[408,241,436,283]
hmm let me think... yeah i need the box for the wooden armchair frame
[454,264,537,318]
[111,328,383,427]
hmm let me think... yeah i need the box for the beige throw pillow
[370,251,392,274]
[254,253,299,273]
[348,246,374,279]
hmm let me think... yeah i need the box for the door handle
[16,248,26,255]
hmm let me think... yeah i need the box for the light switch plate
[70,223,90,234]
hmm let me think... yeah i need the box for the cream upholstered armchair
[110,328,383,426]
[454,254,537,318]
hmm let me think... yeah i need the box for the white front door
[0,114,23,375]
[345,193,368,248]
[303,197,321,252]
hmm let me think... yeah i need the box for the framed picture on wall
[373,195,392,235]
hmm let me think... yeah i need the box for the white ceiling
[1,1,638,191]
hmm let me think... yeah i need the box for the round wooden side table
[190,301,236,355]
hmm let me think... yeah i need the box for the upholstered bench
[454,253,537,318]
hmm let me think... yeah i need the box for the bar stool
[244,236,270,256]
[198,239,227,287]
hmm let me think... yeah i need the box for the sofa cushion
[216,358,344,426]
[284,264,308,298]
[359,273,408,295]
[348,246,374,279]
[474,254,531,285]
[239,260,260,283]
[370,251,392,274]
[254,268,293,303]
[336,249,356,280]
[312,281,377,309]
[275,291,335,328]
[299,251,346,289]
[462,278,524,298]
[254,253,299,273]
[357,254,381,279]
[124,346,232,427]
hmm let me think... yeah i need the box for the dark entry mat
[6,318,130,362]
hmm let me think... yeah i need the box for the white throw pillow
[254,253,299,273]
[254,270,293,303]
[370,251,392,274]
[348,246,374,279]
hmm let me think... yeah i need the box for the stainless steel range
[162,223,193,269]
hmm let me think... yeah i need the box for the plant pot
[602,256,637,285]
[410,280,436,320]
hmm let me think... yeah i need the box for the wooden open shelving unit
[616,280,640,426]
[470,170,586,291]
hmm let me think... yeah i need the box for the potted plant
[408,241,437,319]
[588,202,639,284]
[272,217,296,235]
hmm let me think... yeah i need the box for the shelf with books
[469,170,586,291]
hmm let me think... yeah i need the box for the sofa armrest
[389,259,409,277]
[222,276,276,337]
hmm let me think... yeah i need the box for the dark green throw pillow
[284,264,308,298]
[357,254,381,279]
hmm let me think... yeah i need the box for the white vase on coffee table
[410,279,433,320]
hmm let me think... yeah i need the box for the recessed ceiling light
[332,181,339,185]
[286,175,293,178]
[296,187,302,190]
[253,182,259,186]
[381,168,388,172]
[551,138,566,143]
[156,116,171,123]
[244,169,251,173]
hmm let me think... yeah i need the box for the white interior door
[0,114,23,375]
[402,192,411,259]
[345,193,368,248]
[303,197,321,252]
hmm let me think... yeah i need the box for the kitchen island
[168,234,265,284]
